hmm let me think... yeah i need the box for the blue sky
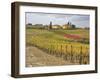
[26,12,90,28]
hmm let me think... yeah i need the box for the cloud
[26,12,90,27]
[69,15,90,21]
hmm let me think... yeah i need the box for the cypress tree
[49,21,52,30]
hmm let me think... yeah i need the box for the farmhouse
[48,21,75,30]
[62,24,69,29]
[51,24,73,29]
[52,25,61,29]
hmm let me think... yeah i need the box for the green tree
[72,24,76,29]
[49,21,52,30]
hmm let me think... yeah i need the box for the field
[26,27,89,67]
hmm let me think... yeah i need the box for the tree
[72,24,76,29]
[67,22,70,25]
[27,23,32,25]
[49,21,52,30]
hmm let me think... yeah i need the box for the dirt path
[26,46,74,67]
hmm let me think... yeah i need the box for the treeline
[26,22,89,30]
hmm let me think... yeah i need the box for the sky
[26,12,90,28]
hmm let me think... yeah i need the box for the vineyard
[26,28,90,65]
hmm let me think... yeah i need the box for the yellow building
[62,24,72,29]
[52,25,61,29]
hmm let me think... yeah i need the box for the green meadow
[26,28,89,56]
